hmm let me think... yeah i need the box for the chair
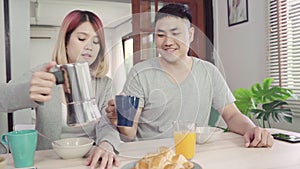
[208,107,228,129]
[208,107,220,127]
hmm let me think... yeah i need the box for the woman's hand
[29,62,56,102]
[86,141,119,169]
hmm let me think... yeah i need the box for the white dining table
[1,128,300,169]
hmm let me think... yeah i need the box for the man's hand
[29,62,56,102]
[105,99,117,127]
[86,141,119,169]
[244,126,273,147]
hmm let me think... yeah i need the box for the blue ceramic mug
[115,95,140,127]
[1,130,37,168]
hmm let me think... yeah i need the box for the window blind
[267,0,300,116]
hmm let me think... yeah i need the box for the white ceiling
[30,0,132,28]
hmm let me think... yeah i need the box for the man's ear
[189,27,195,43]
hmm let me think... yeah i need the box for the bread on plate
[133,146,194,169]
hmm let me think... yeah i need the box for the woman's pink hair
[52,10,108,78]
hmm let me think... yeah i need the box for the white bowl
[196,127,223,144]
[52,137,94,159]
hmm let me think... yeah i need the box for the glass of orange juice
[173,120,196,159]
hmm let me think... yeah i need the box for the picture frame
[227,0,249,27]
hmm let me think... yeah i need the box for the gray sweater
[0,82,36,112]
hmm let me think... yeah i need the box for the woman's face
[66,21,100,65]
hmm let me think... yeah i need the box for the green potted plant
[233,77,296,128]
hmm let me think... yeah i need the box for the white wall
[30,0,131,28]
[30,27,59,68]
[214,0,300,132]
[214,0,267,91]
[28,0,131,68]
[10,0,33,125]
[0,0,8,135]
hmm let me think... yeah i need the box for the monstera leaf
[234,88,256,117]
[251,101,292,128]
[233,77,294,128]
[250,78,293,104]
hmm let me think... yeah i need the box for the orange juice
[174,131,196,159]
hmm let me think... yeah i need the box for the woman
[15,10,119,168]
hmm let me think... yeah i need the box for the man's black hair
[154,3,192,25]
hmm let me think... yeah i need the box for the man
[106,3,273,148]
[0,62,56,112]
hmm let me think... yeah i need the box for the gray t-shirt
[123,57,235,140]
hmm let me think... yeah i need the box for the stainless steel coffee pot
[50,62,101,126]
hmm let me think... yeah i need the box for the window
[267,0,300,115]
[122,33,134,75]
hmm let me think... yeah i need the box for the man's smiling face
[155,16,194,63]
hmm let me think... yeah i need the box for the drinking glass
[173,120,196,159]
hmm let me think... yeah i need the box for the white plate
[121,161,202,169]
